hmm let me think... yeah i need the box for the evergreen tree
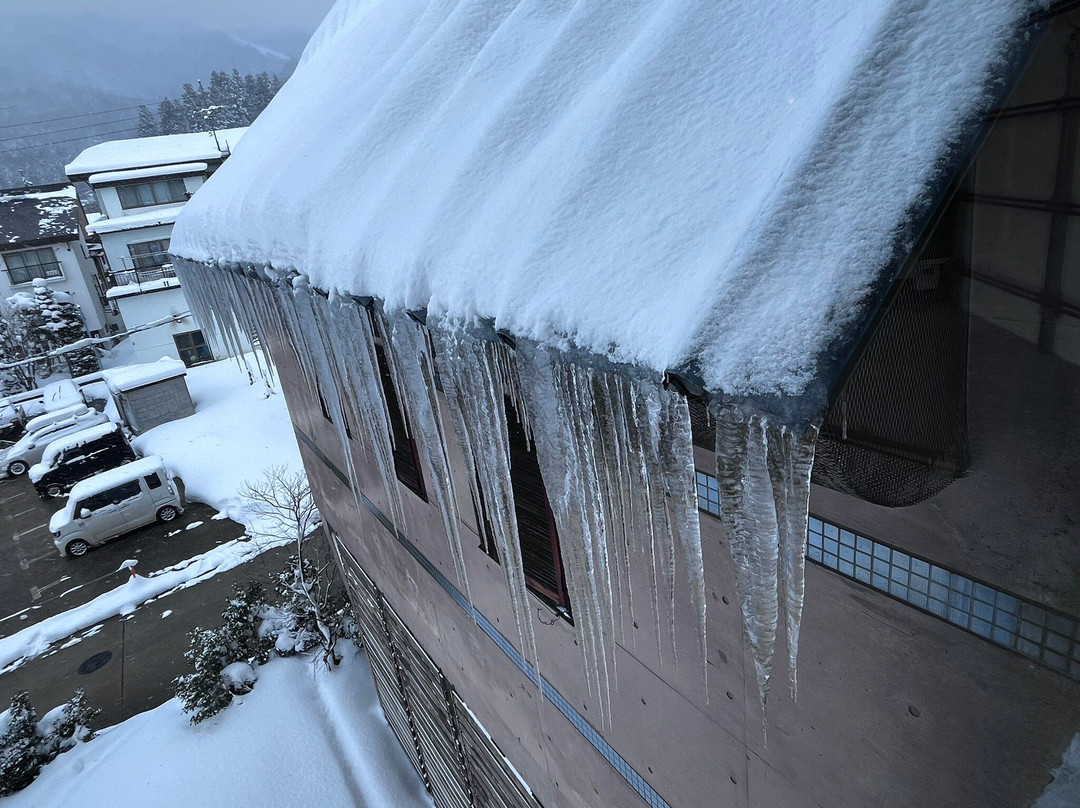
[0,693,43,797]
[37,690,99,760]
[136,105,158,137]
[0,298,38,394]
[173,627,234,724]
[157,97,185,135]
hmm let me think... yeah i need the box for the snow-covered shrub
[36,689,99,760]
[0,693,42,796]
[221,662,258,695]
[174,627,234,725]
[267,552,354,667]
[0,690,99,796]
[221,582,274,666]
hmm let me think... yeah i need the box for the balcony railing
[108,254,177,288]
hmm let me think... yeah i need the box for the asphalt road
[0,471,294,726]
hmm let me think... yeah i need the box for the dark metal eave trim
[805,10,1051,422]
[0,234,79,252]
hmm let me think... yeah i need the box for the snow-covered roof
[63,455,167,511]
[37,421,123,471]
[171,0,1037,403]
[101,358,187,393]
[87,162,209,186]
[86,204,185,236]
[0,184,81,250]
[65,129,246,180]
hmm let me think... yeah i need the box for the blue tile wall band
[294,426,673,808]
[697,469,1080,681]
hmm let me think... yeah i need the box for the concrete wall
[0,239,108,333]
[110,286,214,365]
[260,317,1080,808]
[93,174,205,222]
[116,375,194,434]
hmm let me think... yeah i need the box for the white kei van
[50,456,183,558]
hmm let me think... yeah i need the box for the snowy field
[4,646,433,808]
[134,355,303,532]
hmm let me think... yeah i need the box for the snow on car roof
[101,359,187,394]
[171,0,1036,403]
[39,421,123,469]
[66,455,167,509]
[25,403,89,433]
[66,129,246,179]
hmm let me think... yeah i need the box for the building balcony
[105,255,180,299]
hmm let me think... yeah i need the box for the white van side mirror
[79,508,91,519]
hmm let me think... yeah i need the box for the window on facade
[173,330,214,367]
[3,247,62,285]
[127,239,171,269]
[373,341,426,499]
[117,179,188,209]
[316,381,333,423]
[506,401,571,610]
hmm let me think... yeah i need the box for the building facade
[65,130,245,365]
[0,183,113,335]
[171,3,1080,808]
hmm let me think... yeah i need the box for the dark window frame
[373,341,427,500]
[173,329,214,367]
[127,238,171,269]
[472,399,571,615]
[3,247,63,285]
[117,179,188,210]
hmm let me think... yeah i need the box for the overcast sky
[5,0,337,33]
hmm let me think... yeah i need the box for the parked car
[50,456,183,558]
[0,404,24,446]
[24,403,89,433]
[29,422,137,498]
[0,409,110,477]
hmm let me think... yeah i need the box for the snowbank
[132,356,303,531]
[4,648,432,808]
[0,534,291,673]
[1032,734,1080,808]
[171,0,1034,399]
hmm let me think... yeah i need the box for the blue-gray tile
[891,568,909,586]
[907,591,928,609]
[930,582,949,602]
[911,558,930,578]
[856,536,872,554]
[872,574,889,591]
[973,583,996,605]
[840,529,856,547]
[824,523,839,539]
[874,544,891,561]
[856,551,872,569]
[839,560,855,577]
[1019,621,1043,643]
[951,575,973,595]
[928,599,948,618]
[855,567,872,584]
[932,566,951,585]
[1021,603,1046,624]
[1045,632,1070,655]
[910,575,929,594]
[996,592,1020,614]
[892,551,910,570]
[809,517,823,533]
[970,618,992,638]
[972,600,994,623]
[808,547,823,562]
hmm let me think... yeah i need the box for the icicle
[431,326,540,685]
[767,422,818,700]
[377,310,476,616]
[711,402,819,716]
[517,344,708,727]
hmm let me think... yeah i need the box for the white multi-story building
[0,182,114,334]
[66,129,246,365]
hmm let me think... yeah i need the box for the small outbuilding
[101,358,194,435]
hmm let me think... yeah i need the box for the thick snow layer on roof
[25,403,88,433]
[41,379,84,412]
[86,204,185,235]
[66,129,246,178]
[87,162,208,186]
[102,358,186,393]
[171,0,1035,399]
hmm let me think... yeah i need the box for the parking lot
[0,472,238,637]
[0,470,299,725]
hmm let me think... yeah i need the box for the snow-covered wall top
[101,358,187,394]
[170,0,1035,401]
[66,129,246,179]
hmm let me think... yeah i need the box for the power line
[0,103,151,132]
[0,117,139,145]
[3,127,141,154]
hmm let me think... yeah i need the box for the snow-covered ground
[134,355,303,532]
[4,646,433,808]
